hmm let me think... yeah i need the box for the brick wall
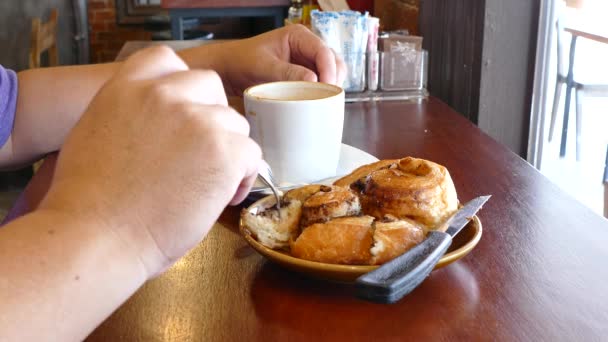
[88,0,151,63]
[374,0,420,34]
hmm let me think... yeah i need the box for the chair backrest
[29,9,59,69]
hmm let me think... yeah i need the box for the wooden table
[558,21,608,158]
[6,98,608,340]
[6,41,608,340]
[161,0,290,40]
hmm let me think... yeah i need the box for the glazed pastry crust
[300,185,361,228]
[333,159,398,187]
[291,216,375,265]
[356,157,458,228]
[370,216,425,265]
[284,184,323,203]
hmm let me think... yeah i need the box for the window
[116,0,166,25]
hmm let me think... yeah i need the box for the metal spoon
[257,161,282,219]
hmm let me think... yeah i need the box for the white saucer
[251,143,378,194]
[334,143,379,178]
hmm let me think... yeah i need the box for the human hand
[39,46,261,278]
[183,25,347,95]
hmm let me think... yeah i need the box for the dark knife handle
[355,231,452,304]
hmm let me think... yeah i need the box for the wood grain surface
[6,98,608,341]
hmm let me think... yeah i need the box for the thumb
[273,61,318,82]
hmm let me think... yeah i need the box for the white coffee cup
[243,81,345,185]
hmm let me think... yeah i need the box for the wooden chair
[29,9,59,172]
[29,9,59,69]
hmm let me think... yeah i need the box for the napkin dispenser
[378,33,426,91]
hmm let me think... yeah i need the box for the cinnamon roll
[333,159,398,188]
[300,185,361,228]
[350,157,458,228]
[283,184,323,203]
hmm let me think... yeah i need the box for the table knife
[355,195,491,304]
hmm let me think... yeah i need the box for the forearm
[2,63,119,168]
[177,42,238,94]
[0,209,146,340]
[1,45,232,169]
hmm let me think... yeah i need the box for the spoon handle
[257,162,282,215]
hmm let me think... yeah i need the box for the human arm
[178,24,346,95]
[0,209,147,340]
[0,46,261,340]
[1,25,343,169]
[2,63,120,168]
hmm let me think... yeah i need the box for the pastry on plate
[291,216,375,265]
[333,159,398,188]
[241,156,459,266]
[337,157,459,228]
[370,215,425,265]
[283,184,323,203]
[300,185,361,228]
[241,200,302,249]
[241,185,320,249]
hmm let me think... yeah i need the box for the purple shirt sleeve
[0,65,17,148]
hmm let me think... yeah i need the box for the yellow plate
[239,195,483,282]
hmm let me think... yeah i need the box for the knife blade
[355,195,491,304]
